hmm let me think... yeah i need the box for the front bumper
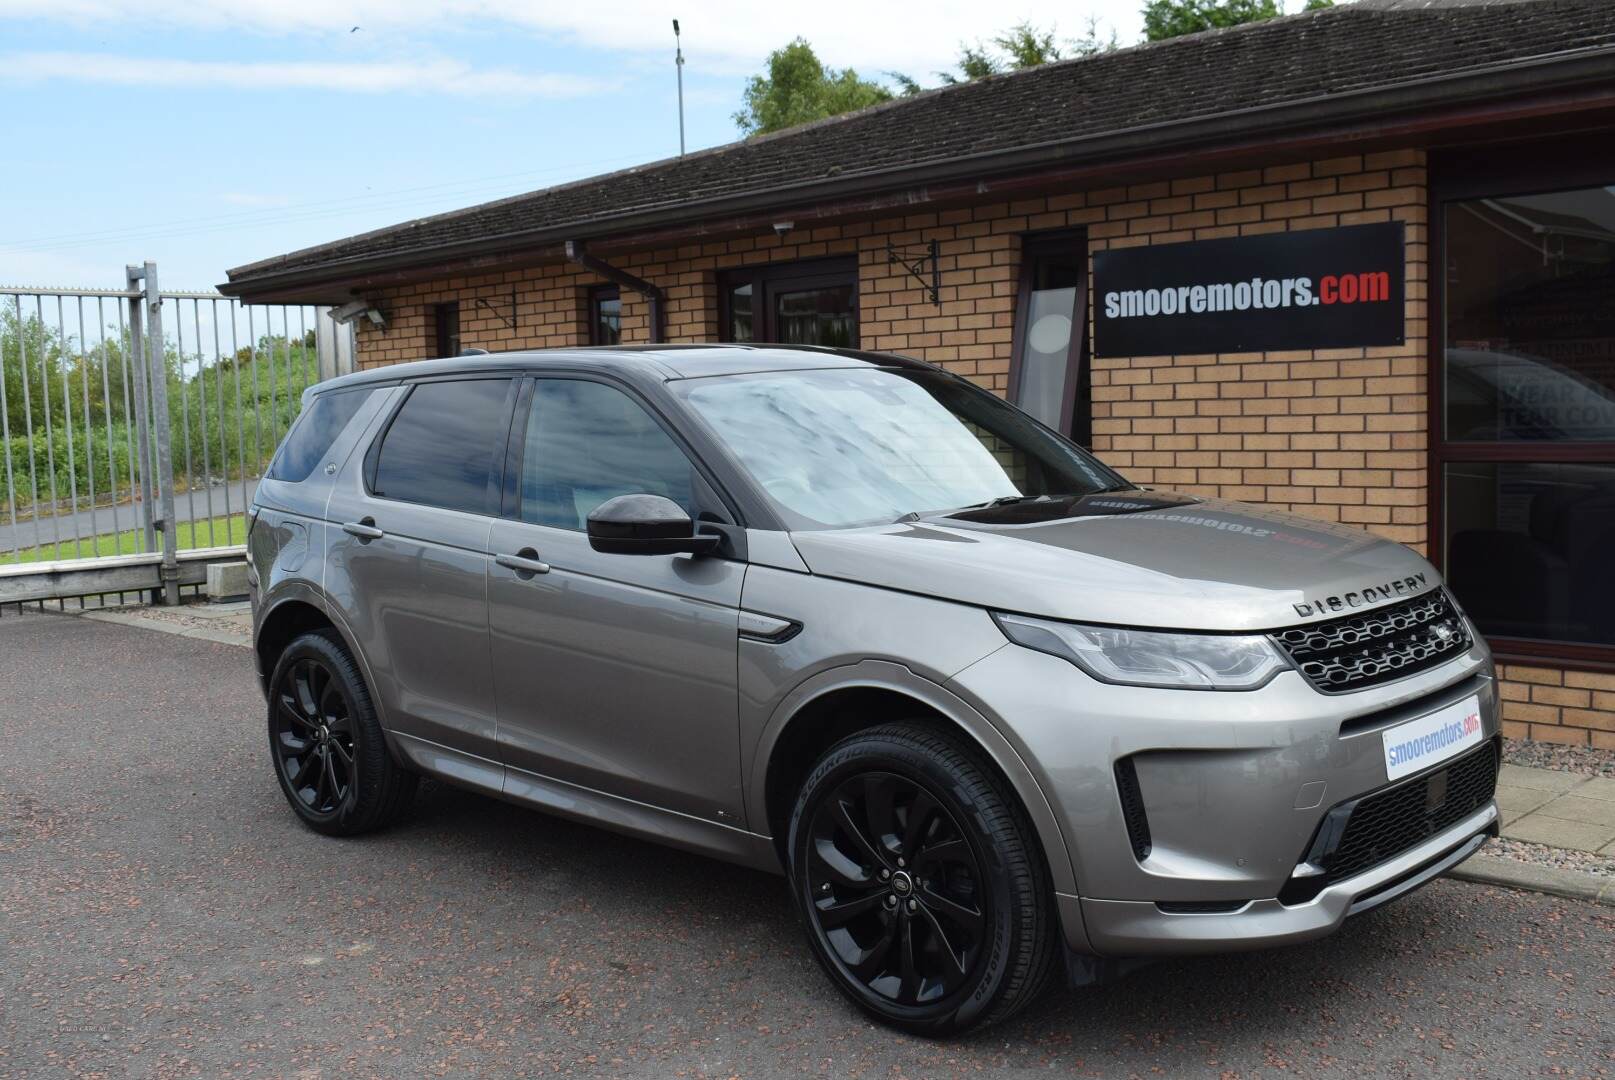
[1067,800,1496,955]
[946,637,1499,956]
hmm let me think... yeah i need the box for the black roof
[227,0,1615,294]
[314,343,941,393]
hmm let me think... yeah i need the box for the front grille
[1320,740,1498,886]
[1273,590,1471,693]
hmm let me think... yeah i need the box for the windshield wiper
[893,494,1044,522]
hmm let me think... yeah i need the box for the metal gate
[0,262,352,608]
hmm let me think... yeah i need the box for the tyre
[267,629,416,836]
[786,722,1057,1035]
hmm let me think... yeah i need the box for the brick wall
[355,265,596,367]
[1084,151,1429,550]
[347,147,1615,746]
[1499,666,1615,749]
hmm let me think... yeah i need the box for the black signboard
[1092,222,1405,358]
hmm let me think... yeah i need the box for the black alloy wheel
[272,657,356,818]
[805,771,987,1007]
[266,629,416,836]
[789,723,1057,1034]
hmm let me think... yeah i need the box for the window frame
[499,372,741,532]
[432,301,461,359]
[1429,141,1615,670]
[717,256,859,345]
[588,284,621,346]
[362,375,519,518]
[1008,229,1091,443]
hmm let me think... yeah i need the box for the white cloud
[0,51,614,98]
[0,1,1166,75]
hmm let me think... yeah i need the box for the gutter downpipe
[565,240,666,343]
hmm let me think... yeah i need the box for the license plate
[1382,694,1484,781]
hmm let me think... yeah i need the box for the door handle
[342,518,384,541]
[496,548,551,576]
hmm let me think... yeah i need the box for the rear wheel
[267,630,415,836]
[787,722,1057,1034]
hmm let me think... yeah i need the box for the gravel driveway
[2,612,1611,1079]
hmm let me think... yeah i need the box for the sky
[1,1,1323,293]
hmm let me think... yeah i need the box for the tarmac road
[0,479,258,557]
[1,612,1611,1078]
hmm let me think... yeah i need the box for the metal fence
[0,262,353,607]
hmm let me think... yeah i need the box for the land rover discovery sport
[249,344,1499,1034]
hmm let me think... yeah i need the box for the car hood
[787,494,1440,632]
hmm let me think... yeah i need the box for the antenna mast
[673,19,686,157]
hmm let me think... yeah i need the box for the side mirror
[586,494,720,556]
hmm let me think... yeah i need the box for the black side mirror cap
[586,493,720,556]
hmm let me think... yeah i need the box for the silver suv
[249,345,1499,1034]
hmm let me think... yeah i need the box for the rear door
[487,375,747,823]
[325,376,516,764]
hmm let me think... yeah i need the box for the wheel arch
[749,660,1082,907]
[256,588,408,768]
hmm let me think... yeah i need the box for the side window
[520,379,696,530]
[371,379,511,514]
[268,388,373,483]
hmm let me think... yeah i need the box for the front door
[487,376,746,823]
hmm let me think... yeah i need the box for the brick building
[224,0,1615,745]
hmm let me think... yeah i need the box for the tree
[1141,0,1308,41]
[938,19,1116,85]
[734,39,896,136]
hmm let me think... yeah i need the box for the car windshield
[674,366,1130,529]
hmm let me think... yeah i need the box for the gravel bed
[1487,836,1615,878]
[1502,736,1615,778]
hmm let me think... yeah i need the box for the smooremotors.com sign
[1093,222,1405,358]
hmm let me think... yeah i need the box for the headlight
[993,613,1287,691]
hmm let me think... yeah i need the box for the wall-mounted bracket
[473,289,517,333]
[565,239,667,342]
[886,238,940,304]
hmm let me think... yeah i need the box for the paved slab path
[2,613,1611,1078]
[1498,763,1615,853]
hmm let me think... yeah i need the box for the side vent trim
[1115,757,1153,862]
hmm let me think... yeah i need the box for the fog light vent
[1115,758,1152,862]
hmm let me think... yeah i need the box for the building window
[1437,178,1615,657]
[433,301,461,358]
[719,258,857,347]
[1010,232,1089,441]
[590,285,621,345]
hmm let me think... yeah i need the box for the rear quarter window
[267,388,374,483]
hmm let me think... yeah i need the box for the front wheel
[786,723,1057,1035]
[267,630,415,836]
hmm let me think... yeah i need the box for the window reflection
[729,283,754,343]
[591,286,621,346]
[1445,461,1615,646]
[678,368,1123,530]
[1441,182,1615,653]
[775,285,855,347]
[521,380,695,530]
[1446,187,1615,442]
[1013,247,1085,437]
